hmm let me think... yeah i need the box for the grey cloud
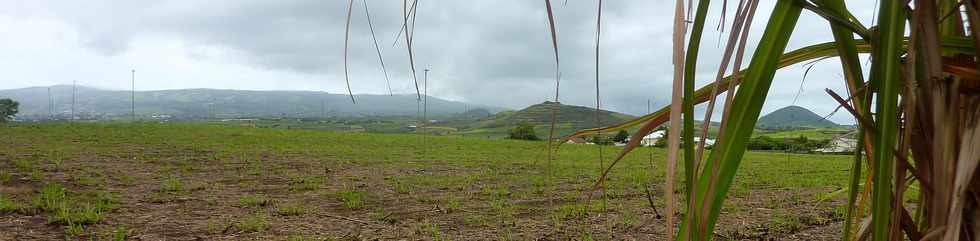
[0,0,878,125]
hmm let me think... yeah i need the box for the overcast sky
[0,1,878,124]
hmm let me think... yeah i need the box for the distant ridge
[481,101,634,128]
[0,85,504,119]
[757,105,838,129]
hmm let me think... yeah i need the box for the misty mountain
[757,105,838,129]
[0,85,504,119]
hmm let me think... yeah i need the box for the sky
[0,0,878,124]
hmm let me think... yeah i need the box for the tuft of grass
[12,158,37,171]
[50,158,64,171]
[620,210,638,227]
[234,212,269,232]
[370,208,388,222]
[769,213,805,233]
[335,188,367,210]
[205,220,230,234]
[160,177,184,193]
[392,180,412,194]
[31,184,69,211]
[27,184,119,238]
[289,175,324,192]
[555,204,588,220]
[274,202,306,216]
[51,203,105,225]
[415,220,446,241]
[30,169,43,182]
[239,194,271,207]
[109,226,128,241]
[65,222,85,238]
[0,195,25,213]
[0,171,11,184]
[444,198,462,213]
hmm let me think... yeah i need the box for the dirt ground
[0,155,844,240]
[0,124,849,240]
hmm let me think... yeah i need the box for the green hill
[757,105,838,129]
[454,101,634,138]
[505,101,634,126]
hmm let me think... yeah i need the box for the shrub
[508,122,539,140]
[613,130,630,143]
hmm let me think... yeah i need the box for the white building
[816,132,858,153]
[694,137,716,146]
[636,130,666,147]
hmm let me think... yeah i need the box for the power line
[422,67,430,157]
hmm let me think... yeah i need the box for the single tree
[654,127,670,147]
[0,98,19,123]
[613,130,630,143]
[508,122,539,140]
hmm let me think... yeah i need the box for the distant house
[694,137,716,146]
[816,132,858,153]
[637,130,666,147]
[564,137,587,144]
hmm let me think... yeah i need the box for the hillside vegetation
[453,101,635,138]
[756,106,838,129]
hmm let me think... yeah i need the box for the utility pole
[132,69,136,121]
[647,99,651,114]
[422,67,430,157]
[71,81,76,122]
[47,87,52,120]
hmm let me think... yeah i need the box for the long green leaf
[573,37,975,198]
[818,0,869,239]
[679,1,802,240]
[683,0,712,211]
[580,40,868,197]
[868,0,905,240]
[562,40,871,143]
[559,36,974,143]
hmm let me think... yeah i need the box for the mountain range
[1,85,841,131]
[0,85,504,120]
